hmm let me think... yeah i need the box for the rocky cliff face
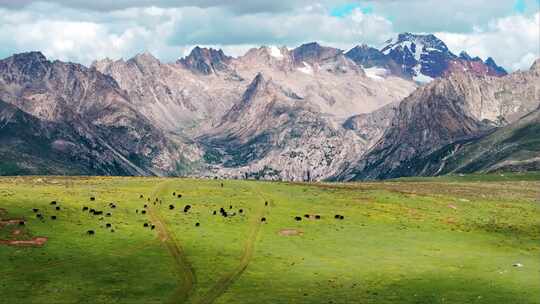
[338,59,540,180]
[177,47,232,75]
[198,73,367,181]
[92,53,243,132]
[410,106,540,175]
[342,102,398,147]
[0,52,192,176]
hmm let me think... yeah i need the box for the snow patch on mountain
[269,46,284,59]
[363,66,388,81]
[298,61,314,75]
[412,65,433,83]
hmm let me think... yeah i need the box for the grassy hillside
[0,176,539,304]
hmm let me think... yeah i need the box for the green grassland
[0,174,539,304]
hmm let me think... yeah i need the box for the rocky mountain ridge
[337,59,540,181]
[346,33,507,82]
[0,34,536,181]
[0,51,196,176]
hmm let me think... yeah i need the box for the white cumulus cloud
[437,12,540,71]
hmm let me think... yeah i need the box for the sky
[0,0,539,71]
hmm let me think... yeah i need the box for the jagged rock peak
[459,51,472,61]
[292,42,343,64]
[346,45,385,61]
[386,32,449,52]
[131,52,159,63]
[241,46,290,63]
[91,57,116,70]
[178,46,231,75]
[2,51,51,71]
[9,51,48,63]
[127,52,161,72]
[485,57,507,75]
[242,72,269,102]
[0,51,53,81]
[531,58,540,72]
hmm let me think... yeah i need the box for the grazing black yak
[239,209,243,214]
[261,217,266,222]
[195,223,200,227]
[177,194,182,198]
[144,205,148,208]
[295,216,302,221]
[19,221,25,226]
[32,208,39,213]
[87,230,95,235]
[51,216,57,220]
[106,223,112,228]
[315,215,321,220]
[220,183,224,188]
[151,225,155,230]
[94,211,103,216]
[106,213,112,217]
[36,214,42,218]
[90,197,95,201]
[55,206,61,211]
[335,215,340,219]
[173,192,176,196]
[169,205,175,210]
[304,214,310,218]
[82,207,89,211]
[339,215,345,220]
[140,195,144,199]
[213,211,217,215]
[50,201,57,205]
[265,201,268,206]
[141,210,147,215]
[143,223,149,227]
[136,209,139,214]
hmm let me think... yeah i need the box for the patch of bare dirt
[0,237,48,247]
[0,219,24,228]
[443,217,458,225]
[279,229,303,236]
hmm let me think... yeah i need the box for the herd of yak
[25,188,345,236]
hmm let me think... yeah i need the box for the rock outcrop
[338,60,540,180]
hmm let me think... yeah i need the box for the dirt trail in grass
[192,182,269,304]
[149,181,196,304]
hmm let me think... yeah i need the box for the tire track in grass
[192,182,269,304]
[149,181,196,304]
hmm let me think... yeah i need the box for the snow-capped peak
[381,33,449,56]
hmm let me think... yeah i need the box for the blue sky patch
[513,0,526,13]
[330,3,373,17]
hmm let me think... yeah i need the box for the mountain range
[0,33,537,181]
